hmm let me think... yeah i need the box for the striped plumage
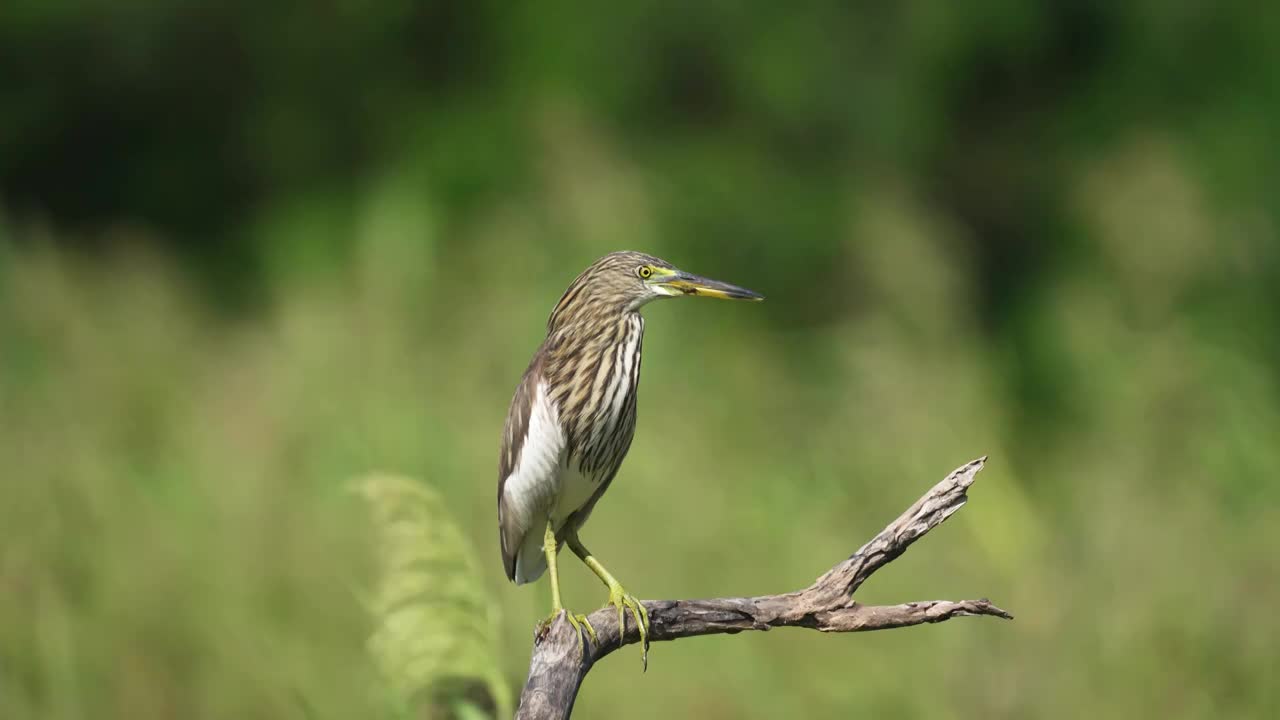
[496,250,762,657]
[498,253,652,583]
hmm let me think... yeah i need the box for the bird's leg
[539,521,597,649]
[565,530,650,669]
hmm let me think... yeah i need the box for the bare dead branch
[514,457,1010,720]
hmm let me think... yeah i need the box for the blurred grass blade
[355,474,510,719]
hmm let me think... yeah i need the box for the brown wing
[497,351,544,581]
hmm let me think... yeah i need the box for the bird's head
[548,251,763,330]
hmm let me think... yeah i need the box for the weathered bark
[515,457,1011,720]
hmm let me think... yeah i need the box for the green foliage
[357,474,510,720]
[2,2,1279,718]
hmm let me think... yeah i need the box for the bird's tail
[511,531,548,585]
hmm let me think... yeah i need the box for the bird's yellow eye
[637,266,653,279]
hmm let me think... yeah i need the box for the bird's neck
[547,312,642,353]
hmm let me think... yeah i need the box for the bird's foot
[538,608,597,655]
[604,583,651,670]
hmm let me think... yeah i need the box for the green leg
[540,521,596,648]
[565,530,651,669]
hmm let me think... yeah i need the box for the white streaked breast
[599,316,641,442]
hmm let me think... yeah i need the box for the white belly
[507,458,601,585]
[501,382,603,532]
[550,461,598,529]
[503,382,606,583]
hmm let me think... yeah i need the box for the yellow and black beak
[654,269,764,301]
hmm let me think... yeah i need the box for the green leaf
[355,474,511,719]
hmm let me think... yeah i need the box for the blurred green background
[2,1,1279,718]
